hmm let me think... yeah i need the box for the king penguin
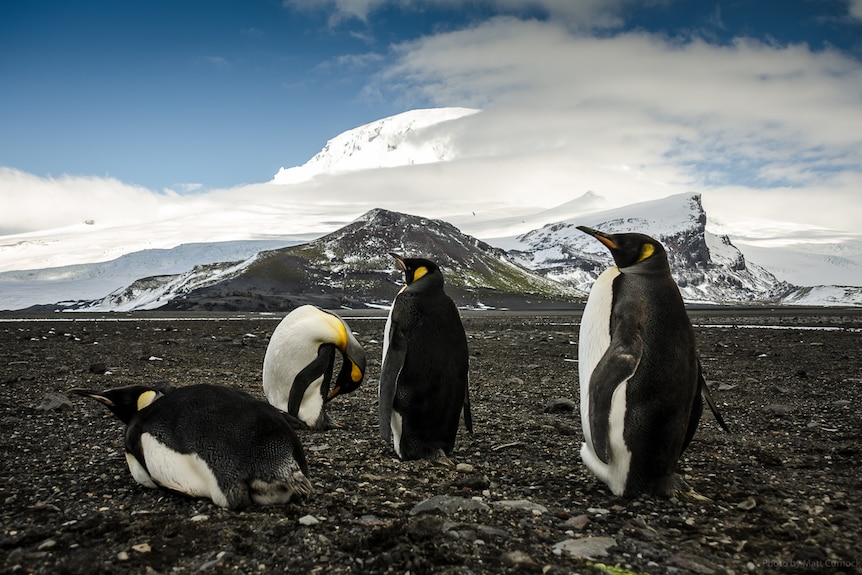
[72,383,313,509]
[379,253,473,463]
[576,226,728,498]
[263,305,366,430]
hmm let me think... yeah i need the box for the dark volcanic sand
[1,309,861,575]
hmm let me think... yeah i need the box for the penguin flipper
[588,336,643,463]
[698,362,730,433]
[288,344,336,417]
[379,323,406,442]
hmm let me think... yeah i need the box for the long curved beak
[390,252,406,271]
[576,226,617,250]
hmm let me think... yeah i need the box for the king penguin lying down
[263,305,366,430]
[72,384,313,509]
[379,253,473,464]
[576,226,728,498]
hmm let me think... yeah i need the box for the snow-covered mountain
[1,106,860,310]
[0,240,300,311]
[505,193,793,304]
[272,107,480,184]
[75,209,578,312]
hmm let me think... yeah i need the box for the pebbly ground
[1,309,860,575]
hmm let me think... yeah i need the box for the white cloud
[850,0,862,20]
[0,168,173,235]
[373,17,862,231]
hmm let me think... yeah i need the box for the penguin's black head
[71,384,170,424]
[390,253,444,288]
[576,226,669,272]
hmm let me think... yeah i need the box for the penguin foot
[668,477,711,502]
[323,414,345,430]
[662,475,712,502]
[673,489,712,502]
[429,449,454,468]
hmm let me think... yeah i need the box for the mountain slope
[93,209,580,312]
[507,193,794,304]
[0,240,302,311]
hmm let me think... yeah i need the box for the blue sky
[2,0,862,243]
[2,0,860,192]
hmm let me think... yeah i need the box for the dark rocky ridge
[158,209,578,312]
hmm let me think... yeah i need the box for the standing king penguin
[379,253,473,463]
[576,227,727,498]
[263,305,366,430]
[72,384,313,509]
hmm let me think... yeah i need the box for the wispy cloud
[204,55,230,69]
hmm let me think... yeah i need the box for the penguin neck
[618,261,670,276]
[407,274,444,292]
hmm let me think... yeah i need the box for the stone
[501,550,535,566]
[298,514,320,526]
[762,404,791,415]
[543,397,576,413]
[552,536,616,560]
[36,392,72,412]
[564,514,590,530]
[491,499,548,514]
[407,515,444,541]
[409,495,490,516]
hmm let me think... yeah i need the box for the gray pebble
[552,536,615,560]
[544,397,576,413]
[410,495,489,516]
[36,392,72,412]
[491,499,548,514]
[762,404,791,415]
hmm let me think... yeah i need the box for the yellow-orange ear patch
[137,390,158,411]
[412,266,428,282]
[637,243,655,262]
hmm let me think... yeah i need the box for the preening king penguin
[72,384,312,509]
[379,253,473,463]
[263,305,366,430]
[576,226,728,498]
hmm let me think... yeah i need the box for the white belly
[296,377,324,426]
[578,266,618,449]
[139,433,228,508]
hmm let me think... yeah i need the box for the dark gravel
[1,309,861,574]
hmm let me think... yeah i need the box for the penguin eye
[636,243,655,263]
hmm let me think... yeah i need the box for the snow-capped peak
[271,107,480,184]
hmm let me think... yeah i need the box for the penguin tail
[696,360,729,433]
[462,388,474,433]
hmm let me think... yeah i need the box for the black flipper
[287,344,335,418]
[379,318,406,442]
[588,335,643,463]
